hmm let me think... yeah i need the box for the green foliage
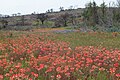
[4,26,34,31]
[113,12,120,22]
[91,26,99,31]
[21,60,29,68]
[106,27,120,32]
[82,1,119,29]
[32,20,40,26]
[48,31,120,49]
[96,72,108,80]
[87,71,108,80]
[83,2,93,21]
[100,1,107,19]
[83,1,99,26]
[44,21,55,27]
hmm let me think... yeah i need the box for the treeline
[0,9,82,30]
[82,0,120,31]
[0,0,120,31]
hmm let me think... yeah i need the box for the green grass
[47,32,120,49]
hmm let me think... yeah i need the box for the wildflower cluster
[0,32,120,80]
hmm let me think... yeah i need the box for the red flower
[31,72,38,77]
[110,68,116,74]
[56,74,61,79]
[114,63,119,67]
[116,73,120,77]
[86,58,93,63]
[38,64,44,70]
[56,67,61,72]
[0,75,3,79]
[27,49,31,54]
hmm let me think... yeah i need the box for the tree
[83,1,99,26]
[59,7,64,11]
[50,9,53,12]
[83,2,93,21]
[69,6,74,10]
[21,15,25,26]
[54,12,70,27]
[115,0,120,22]
[46,9,53,13]
[0,20,8,28]
[46,9,50,13]
[117,0,120,7]
[37,13,48,25]
[92,1,99,25]
[60,12,70,26]
[99,1,107,26]
[69,14,76,25]
[12,14,17,17]
[100,1,107,21]
[17,13,21,16]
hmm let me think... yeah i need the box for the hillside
[0,6,120,32]
[0,8,84,30]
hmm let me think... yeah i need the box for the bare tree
[37,13,48,25]
[69,14,76,25]
[54,12,70,27]
[21,15,25,26]
[60,12,70,26]
[117,0,120,7]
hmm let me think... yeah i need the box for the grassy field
[0,28,120,80]
[1,28,120,49]
[47,32,120,49]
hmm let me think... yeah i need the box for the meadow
[0,28,120,80]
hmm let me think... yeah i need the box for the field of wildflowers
[0,29,120,80]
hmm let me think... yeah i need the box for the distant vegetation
[0,0,120,32]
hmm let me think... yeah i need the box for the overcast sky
[0,0,116,15]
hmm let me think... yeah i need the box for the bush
[2,26,34,31]
[91,26,99,32]
[54,21,62,28]
[44,21,55,27]
[32,20,40,26]
[106,27,120,32]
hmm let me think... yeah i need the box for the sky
[0,0,116,15]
